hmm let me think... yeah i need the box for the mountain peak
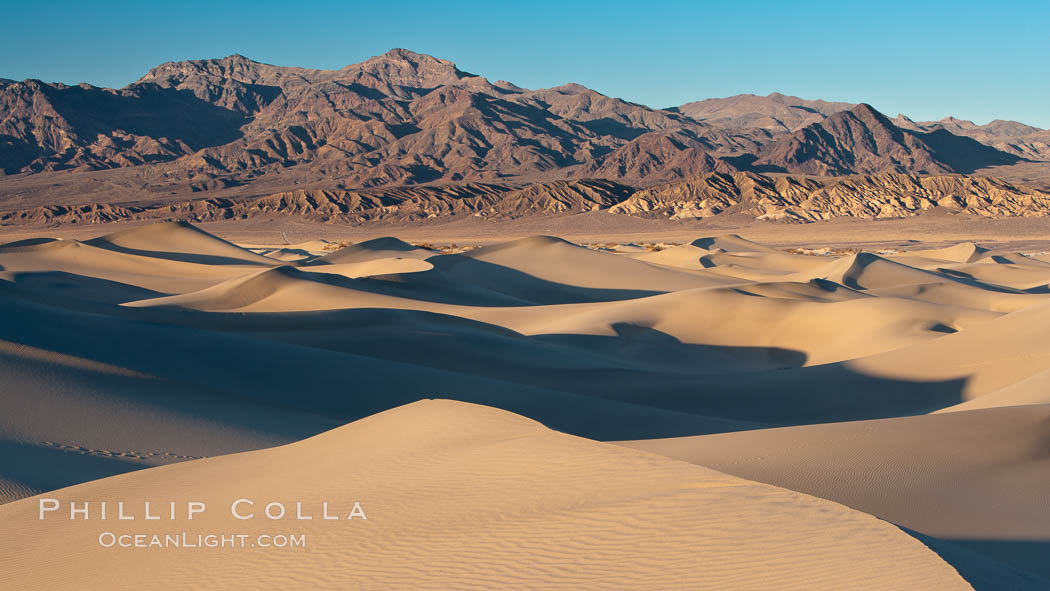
[840,103,898,128]
[134,53,281,89]
[849,102,883,117]
[753,100,1022,176]
[375,48,452,65]
[164,53,264,69]
[2,52,1041,187]
[341,48,479,88]
[549,82,596,95]
[677,93,857,132]
[382,47,434,59]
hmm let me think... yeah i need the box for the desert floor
[1,215,1048,589]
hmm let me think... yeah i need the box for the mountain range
[1,49,1049,225]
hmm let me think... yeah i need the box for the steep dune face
[842,298,1050,404]
[464,286,999,367]
[619,404,1050,579]
[313,236,434,264]
[810,252,961,289]
[0,336,336,503]
[1,274,753,444]
[455,235,738,291]
[633,235,826,278]
[299,258,434,279]
[904,242,991,264]
[121,264,470,312]
[0,235,260,300]
[84,220,277,266]
[120,231,998,368]
[0,400,970,591]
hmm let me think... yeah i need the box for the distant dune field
[1,220,1049,589]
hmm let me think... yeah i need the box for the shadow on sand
[906,529,1050,590]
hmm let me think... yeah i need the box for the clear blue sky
[3,0,1048,127]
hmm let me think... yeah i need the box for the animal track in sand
[40,441,203,461]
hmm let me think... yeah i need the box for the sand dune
[689,234,782,253]
[299,257,433,278]
[240,239,336,262]
[2,282,749,443]
[461,235,739,291]
[904,242,991,264]
[636,241,830,282]
[0,234,265,301]
[632,235,795,271]
[4,221,1050,587]
[806,252,980,290]
[122,265,422,312]
[620,404,1050,580]
[0,400,971,590]
[467,287,999,367]
[934,260,1050,291]
[0,336,337,503]
[314,236,435,264]
[866,282,1042,313]
[85,221,278,266]
[842,298,1050,405]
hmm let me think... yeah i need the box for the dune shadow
[0,237,60,249]
[0,280,972,439]
[610,363,970,425]
[844,254,1021,294]
[533,323,807,377]
[258,248,315,260]
[114,255,666,309]
[905,529,1050,590]
[89,299,971,431]
[0,440,149,497]
[691,237,723,250]
[947,539,1050,582]
[10,271,167,304]
[108,305,809,383]
[698,255,719,268]
[415,254,665,304]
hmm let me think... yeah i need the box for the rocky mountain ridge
[751,104,1022,176]
[2,49,1048,227]
[893,114,1050,160]
[3,50,1043,191]
[1,50,754,188]
[4,172,1048,228]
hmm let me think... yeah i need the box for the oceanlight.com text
[97,531,307,549]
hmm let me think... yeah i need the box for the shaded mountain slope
[753,104,1021,175]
